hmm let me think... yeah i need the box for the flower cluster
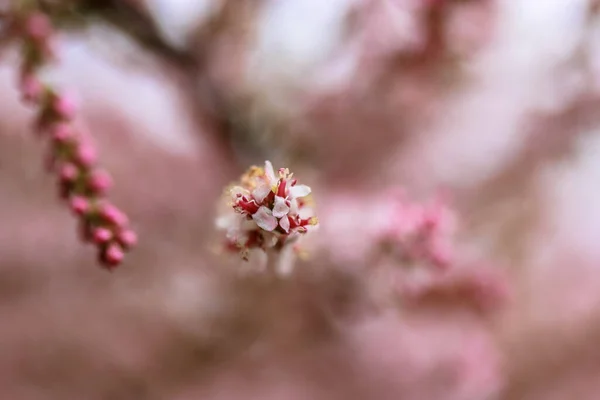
[375,190,509,312]
[13,6,136,269]
[379,192,456,271]
[217,161,318,260]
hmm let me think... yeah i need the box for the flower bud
[117,229,138,249]
[92,227,113,244]
[87,169,113,194]
[74,142,98,168]
[69,196,89,215]
[53,93,78,120]
[100,243,124,269]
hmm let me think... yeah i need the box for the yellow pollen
[240,166,266,189]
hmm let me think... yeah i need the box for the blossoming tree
[1,1,600,400]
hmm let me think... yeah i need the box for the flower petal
[252,183,271,203]
[279,215,290,233]
[264,161,277,186]
[272,196,290,218]
[252,206,278,231]
[289,184,311,198]
[289,198,299,215]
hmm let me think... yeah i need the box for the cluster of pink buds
[379,191,456,271]
[12,5,136,269]
[216,161,318,260]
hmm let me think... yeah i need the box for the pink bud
[59,163,79,182]
[101,244,124,268]
[19,74,43,104]
[74,142,97,168]
[69,196,89,215]
[87,169,113,193]
[99,203,129,227]
[53,93,78,120]
[117,229,137,249]
[51,123,73,143]
[24,12,52,41]
[92,227,113,244]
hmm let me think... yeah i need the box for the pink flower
[380,191,456,270]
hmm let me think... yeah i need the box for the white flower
[217,160,318,261]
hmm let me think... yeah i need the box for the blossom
[379,191,456,270]
[372,190,509,313]
[216,161,318,260]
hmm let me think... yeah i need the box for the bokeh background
[1,0,600,399]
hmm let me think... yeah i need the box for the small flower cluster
[13,6,136,269]
[379,191,455,271]
[217,161,318,260]
[376,190,508,312]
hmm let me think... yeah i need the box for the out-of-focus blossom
[378,190,456,270]
[216,160,318,261]
[367,189,510,313]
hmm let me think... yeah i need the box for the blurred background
[1,0,600,399]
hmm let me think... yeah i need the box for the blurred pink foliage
[1,0,600,399]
